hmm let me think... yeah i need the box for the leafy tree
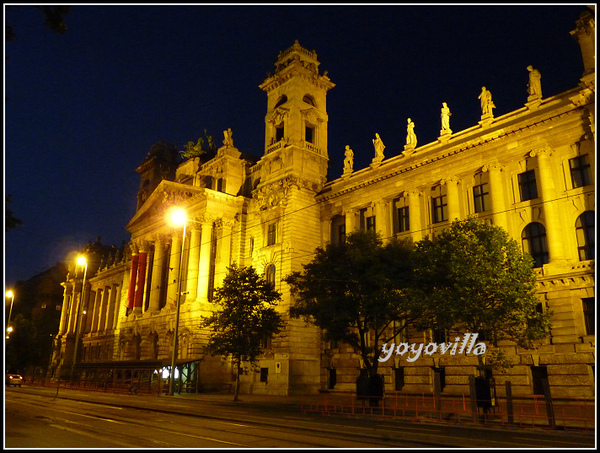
[414,217,551,364]
[6,6,70,43]
[285,230,420,384]
[202,264,283,401]
[5,195,23,231]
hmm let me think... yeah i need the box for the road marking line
[513,437,594,446]
[47,423,140,448]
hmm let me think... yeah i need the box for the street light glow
[5,290,15,338]
[71,254,88,383]
[170,207,187,227]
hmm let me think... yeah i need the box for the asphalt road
[4,386,596,449]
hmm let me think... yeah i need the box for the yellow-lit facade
[51,11,595,399]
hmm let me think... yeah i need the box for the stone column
[68,284,81,334]
[345,209,358,234]
[531,148,566,262]
[58,285,72,335]
[186,226,201,302]
[483,162,508,231]
[443,177,461,221]
[149,235,166,312]
[196,220,213,302]
[215,219,233,289]
[167,231,182,307]
[99,286,111,332]
[113,284,123,327]
[407,189,423,241]
[126,249,139,312]
[84,291,95,333]
[374,201,388,238]
[133,250,148,315]
[105,284,117,331]
[91,289,103,333]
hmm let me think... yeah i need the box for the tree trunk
[233,356,241,402]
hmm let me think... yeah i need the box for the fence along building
[51,10,595,399]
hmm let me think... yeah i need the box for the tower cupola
[259,41,335,163]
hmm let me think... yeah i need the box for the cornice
[318,101,586,202]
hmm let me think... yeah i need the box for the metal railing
[301,392,595,431]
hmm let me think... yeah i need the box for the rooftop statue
[440,102,452,133]
[373,133,385,160]
[406,118,417,147]
[223,128,234,147]
[527,65,542,98]
[343,145,354,175]
[478,86,496,116]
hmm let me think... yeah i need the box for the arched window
[274,95,287,108]
[266,264,276,286]
[575,211,595,261]
[521,222,549,268]
[302,94,316,106]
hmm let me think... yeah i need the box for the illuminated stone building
[51,10,595,399]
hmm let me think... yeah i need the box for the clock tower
[251,42,335,394]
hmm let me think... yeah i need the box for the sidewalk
[9,383,319,415]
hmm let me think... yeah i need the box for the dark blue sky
[4,4,588,285]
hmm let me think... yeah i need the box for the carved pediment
[266,107,289,125]
[126,180,206,232]
[301,107,322,125]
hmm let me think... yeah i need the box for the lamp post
[70,255,88,383]
[168,207,187,395]
[5,290,15,339]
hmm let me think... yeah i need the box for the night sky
[4,4,589,286]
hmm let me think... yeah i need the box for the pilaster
[530,147,566,263]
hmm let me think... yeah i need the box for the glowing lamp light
[170,207,187,227]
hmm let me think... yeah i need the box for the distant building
[6,262,67,376]
[50,10,595,399]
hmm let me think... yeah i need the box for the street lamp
[70,255,88,383]
[168,207,187,395]
[5,290,15,339]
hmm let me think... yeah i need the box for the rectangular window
[267,222,277,246]
[432,195,447,223]
[582,297,595,335]
[359,208,376,232]
[366,216,376,232]
[397,206,410,233]
[473,183,490,213]
[433,367,446,391]
[331,215,346,245]
[394,368,405,391]
[305,125,314,144]
[260,333,272,349]
[275,125,284,142]
[260,367,268,383]
[531,366,548,395]
[327,368,337,389]
[337,224,346,244]
[518,170,538,201]
[569,155,592,188]
[433,328,447,344]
